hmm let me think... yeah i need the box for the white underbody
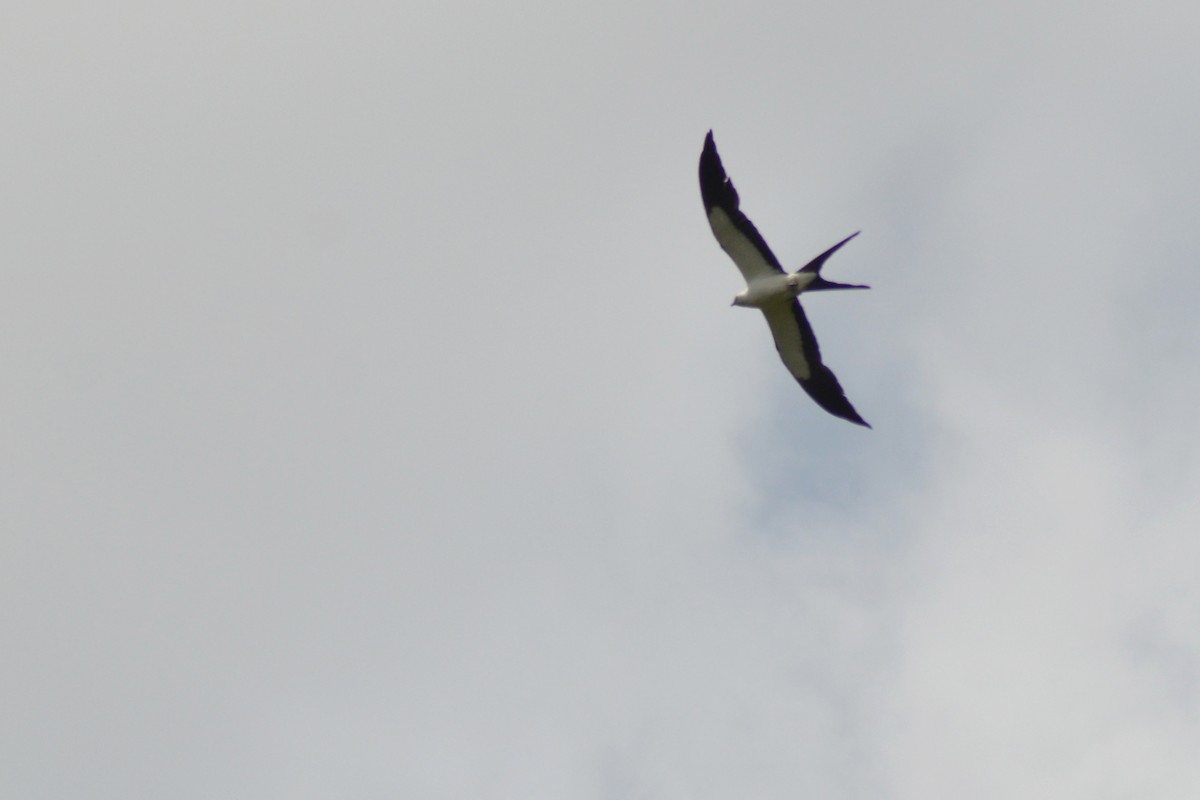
[733,271,815,308]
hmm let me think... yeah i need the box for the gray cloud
[2,1,1197,797]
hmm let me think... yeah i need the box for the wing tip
[833,407,872,428]
[822,396,871,427]
[801,391,868,429]
[799,365,872,428]
[698,131,737,213]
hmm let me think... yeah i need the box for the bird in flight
[699,131,871,428]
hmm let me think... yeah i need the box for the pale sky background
[3,1,1199,797]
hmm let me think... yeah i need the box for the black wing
[699,131,784,279]
[761,299,870,427]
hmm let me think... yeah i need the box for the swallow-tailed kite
[699,131,871,428]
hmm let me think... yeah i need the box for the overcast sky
[3,1,1199,797]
